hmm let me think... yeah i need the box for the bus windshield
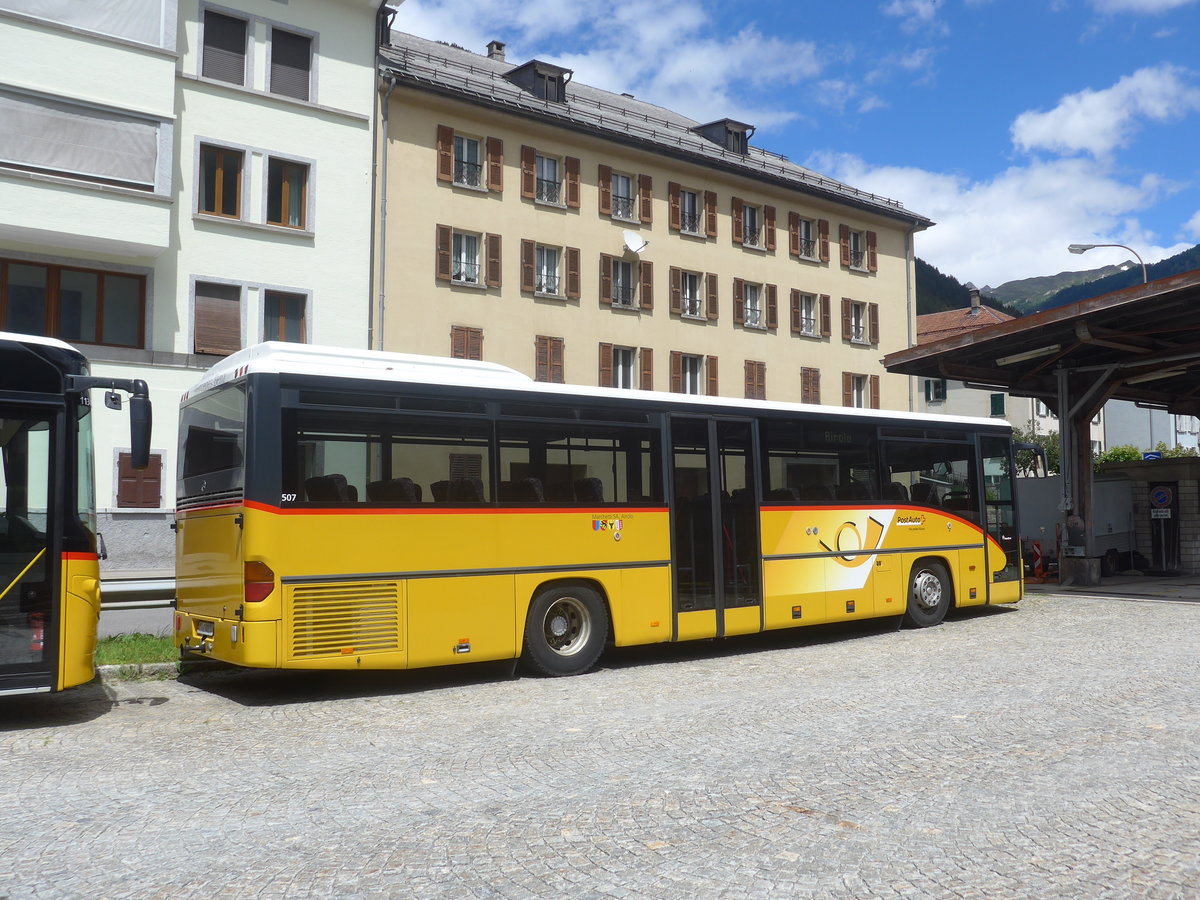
[178,384,246,504]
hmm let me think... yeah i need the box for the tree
[1012,425,1060,475]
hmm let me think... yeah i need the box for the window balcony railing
[849,249,866,268]
[612,195,636,219]
[744,306,763,328]
[800,316,817,335]
[453,260,480,284]
[798,237,816,258]
[454,160,482,187]
[612,283,636,308]
[536,178,561,204]
[680,210,702,234]
[681,295,702,318]
[536,273,560,295]
[851,324,866,342]
[743,225,762,248]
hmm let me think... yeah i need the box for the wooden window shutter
[639,260,653,310]
[486,137,504,191]
[468,328,482,360]
[731,196,744,245]
[790,289,801,333]
[706,273,718,320]
[194,281,241,355]
[640,347,653,390]
[764,205,776,251]
[867,231,878,271]
[668,181,681,231]
[436,125,454,183]
[706,356,719,396]
[788,211,800,256]
[704,190,718,237]
[599,254,613,305]
[520,145,536,198]
[565,156,581,208]
[566,247,581,299]
[202,11,247,85]
[766,284,778,329]
[669,266,682,314]
[870,374,880,409]
[598,341,613,387]
[733,278,745,324]
[550,338,564,383]
[451,325,482,360]
[868,302,879,344]
[818,219,830,262]
[744,361,766,400]
[535,335,550,382]
[598,164,612,215]
[802,367,820,404]
[842,372,854,407]
[638,174,653,223]
[670,350,682,393]
[117,451,161,508]
[744,361,753,400]
[841,297,853,341]
[520,239,535,292]
[839,224,851,267]
[435,225,452,281]
[820,294,831,337]
[485,233,502,287]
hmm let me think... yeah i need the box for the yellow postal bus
[174,342,1021,676]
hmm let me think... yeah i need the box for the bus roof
[183,341,1010,431]
[0,330,85,357]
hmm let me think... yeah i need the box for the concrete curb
[96,659,229,683]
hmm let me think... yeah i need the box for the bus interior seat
[804,482,836,503]
[305,474,356,502]
[367,477,422,502]
[574,477,604,503]
[766,487,800,501]
[910,483,939,506]
[837,481,871,502]
[500,477,544,502]
[883,482,909,504]
[943,492,974,513]
[449,476,485,502]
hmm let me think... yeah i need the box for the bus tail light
[245,561,276,603]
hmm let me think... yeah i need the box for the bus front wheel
[903,561,952,628]
[521,584,609,677]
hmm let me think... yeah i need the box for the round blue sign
[1150,486,1173,508]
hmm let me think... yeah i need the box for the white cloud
[881,0,950,35]
[1185,210,1200,240]
[1011,64,1200,157]
[1090,0,1198,12]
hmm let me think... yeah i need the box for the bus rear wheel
[903,560,952,628]
[521,584,609,677]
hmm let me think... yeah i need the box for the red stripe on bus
[243,499,668,516]
[63,552,99,561]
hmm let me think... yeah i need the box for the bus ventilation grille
[288,582,401,658]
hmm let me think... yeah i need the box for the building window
[800,367,820,404]
[535,245,561,295]
[745,360,766,400]
[840,225,877,271]
[452,231,481,284]
[843,372,880,409]
[535,154,560,204]
[671,352,716,396]
[199,144,242,218]
[454,135,482,187]
[116,451,162,509]
[990,393,1006,417]
[194,280,241,355]
[743,203,762,248]
[679,189,701,235]
[796,217,816,258]
[266,157,307,229]
[681,354,703,395]
[264,290,306,343]
[611,172,636,220]
[799,293,817,335]
[1035,400,1057,419]
[680,271,702,318]
[612,259,635,308]
[613,346,635,389]
[925,378,947,403]
[599,343,651,389]
[201,10,247,85]
[743,283,764,328]
[849,230,865,268]
[269,27,312,101]
[842,299,878,345]
[735,279,775,330]
[451,325,483,360]
[535,335,564,383]
[1,258,144,348]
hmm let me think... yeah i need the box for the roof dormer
[503,59,572,103]
[692,119,755,154]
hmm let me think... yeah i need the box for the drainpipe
[375,73,397,351]
[905,222,918,412]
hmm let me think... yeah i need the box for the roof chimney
[968,286,981,316]
[487,40,506,62]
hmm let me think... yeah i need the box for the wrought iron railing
[536,178,561,204]
[454,160,482,187]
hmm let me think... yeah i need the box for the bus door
[0,408,58,693]
[979,435,1021,601]
[669,417,762,640]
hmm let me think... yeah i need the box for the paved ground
[3,591,1198,900]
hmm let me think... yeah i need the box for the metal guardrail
[100,576,175,609]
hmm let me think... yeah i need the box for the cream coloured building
[376,33,932,408]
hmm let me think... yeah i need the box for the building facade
[376,33,932,408]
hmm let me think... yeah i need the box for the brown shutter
[194,281,241,355]
[640,347,654,390]
[766,284,778,329]
[733,278,744,324]
[706,356,719,396]
[870,374,880,409]
[841,297,852,341]
[706,273,718,320]
[669,266,681,314]
[704,190,718,237]
[744,361,752,400]
[520,239,535,292]
[451,325,467,359]
[550,338,564,383]
[117,451,162,508]
[598,341,613,387]
[842,372,854,407]
[639,260,653,310]
[566,247,581,298]
[436,124,454,183]
[839,223,851,266]
[535,335,549,381]
[520,145,536,198]
[485,233,502,287]
[469,328,483,360]
[820,294,831,336]
[599,253,613,305]
[788,211,800,256]
[638,174,653,223]
[670,350,682,393]
[801,367,820,404]
[731,196,744,245]
[598,164,612,215]
[790,289,801,333]
[668,181,681,231]
[486,136,504,191]
[818,219,830,262]
[764,205,776,250]
[565,156,580,208]
[868,302,879,344]
[435,224,452,281]
[867,230,878,271]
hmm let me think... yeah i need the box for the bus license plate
[196,620,215,638]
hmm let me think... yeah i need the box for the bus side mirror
[129,385,152,470]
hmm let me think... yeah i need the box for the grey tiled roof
[379,32,933,228]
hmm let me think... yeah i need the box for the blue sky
[395,0,1200,288]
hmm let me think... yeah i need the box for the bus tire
[903,560,952,628]
[521,584,609,677]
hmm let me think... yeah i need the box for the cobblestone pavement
[3,592,1198,900]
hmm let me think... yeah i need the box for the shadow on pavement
[0,678,142,731]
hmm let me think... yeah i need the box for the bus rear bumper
[175,612,279,668]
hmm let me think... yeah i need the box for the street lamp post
[1068,243,1148,284]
